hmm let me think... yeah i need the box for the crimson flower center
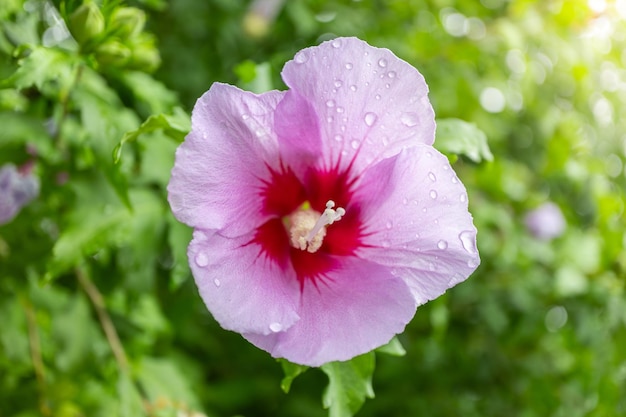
[288,200,346,253]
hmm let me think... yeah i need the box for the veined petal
[280,37,435,175]
[243,258,416,367]
[168,83,284,236]
[354,145,480,305]
[189,229,301,335]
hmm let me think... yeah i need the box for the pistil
[289,200,346,253]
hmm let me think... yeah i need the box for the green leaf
[235,61,274,94]
[137,357,203,411]
[113,107,190,163]
[1,46,75,93]
[435,118,493,163]
[118,373,146,417]
[167,213,192,289]
[375,337,406,357]
[279,359,309,393]
[321,353,376,417]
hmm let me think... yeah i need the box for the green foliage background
[1,0,625,416]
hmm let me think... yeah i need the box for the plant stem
[76,266,130,373]
[23,297,51,416]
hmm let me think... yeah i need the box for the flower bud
[109,7,146,39]
[94,40,131,68]
[67,1,105,46]
[128,34,161,72]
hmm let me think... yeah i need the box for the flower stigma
[288,200,346,253]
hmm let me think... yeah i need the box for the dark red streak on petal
[250,161,364,287]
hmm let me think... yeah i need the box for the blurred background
[1,0,625,416]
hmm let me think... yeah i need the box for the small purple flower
[168,37,480,366]
[524,202,566,240]
[0,163,40,225]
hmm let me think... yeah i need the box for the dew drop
[460,193,467,203]
[382,240,391,248]
[269,322,282,332]
[429,190,438,199]
[428,172,437,182]
[194,252,208,267]
[425,151,433,158]
[385,83,391,89]
[422,207,427,213]
[437,240,448,250]
[467,258,479,268]
[350,139,360,149]
[452,177,458,184]
[386,221,393,229]
[459,231,478,254]
[345,62,353,70]
[294,51,308,64]
[428,262,436,271]
[402,197,409,205]
[350,85,357,92]
[334,134,343,142]
[326,99,335,108]
[213,278,221,287]
[336,106,345,113]
[378,58,388,67]
[326,116,334,123]
[388,71,396,78]
[364,112,378,127]
[334,80,343,88]
[382,136,389,146]
[375,94,381,100]
[400,112,419,127]
[242,114,250,120]
[332,38,342,48]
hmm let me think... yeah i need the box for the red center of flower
[250,162,363,286]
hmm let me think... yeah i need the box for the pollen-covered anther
[289,200,346,253]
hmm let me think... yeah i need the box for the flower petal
[243,258,416,366]
[280,37,435,175]
[354,144,480,305]
[189,229,301,335]
[168,83,284,235]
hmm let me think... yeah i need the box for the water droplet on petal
[386,221,393,229]
[400,112,419,127]
[467,258,479,268]
[460,193,467,203]
[364,112,378,126]
[326,99,335,108]
[350,85,357,92]
[452,176,458,184]
[437,240,448,250]
[402,197,409,205]
[213,278,221,287]
[385,83,391,89]
[336,106,345,113]
[294,51,308,64]
[242,114,250,120]
[428,172,437,182]
[429,190,438,199]
[326,116,334,123]
[375,94,381,100]
[378,58,388,67]
[382,240,391,248]
[332,39,342,48]
[194,252,208,267]
[428,262,436,271]
[334,134,343,142]
[345,62,353,70]
[382,136,389,146]
[334,80,343,88]
[459,230,478,254]
[269,322,282,332]
[350,139,360,149]
[388,71,396,78]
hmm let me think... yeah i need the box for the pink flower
[168,37,479,366]
[524,202,566,240]
[0,163,39,226]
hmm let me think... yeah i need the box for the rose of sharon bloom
[168,37,480,366]
[524,202,566,240]
[0,163,40,226]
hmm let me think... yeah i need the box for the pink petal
[189,229,301,335]
[279,37,435,175]
[354,144,480,305]
[168,83,284,235]
[243,258,416,366]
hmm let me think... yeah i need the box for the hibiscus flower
[168,37,480,366]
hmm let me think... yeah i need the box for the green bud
[95,40,131,68]
[128,34,161,72]
[109,7,146,39]
[68,1,105,46]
